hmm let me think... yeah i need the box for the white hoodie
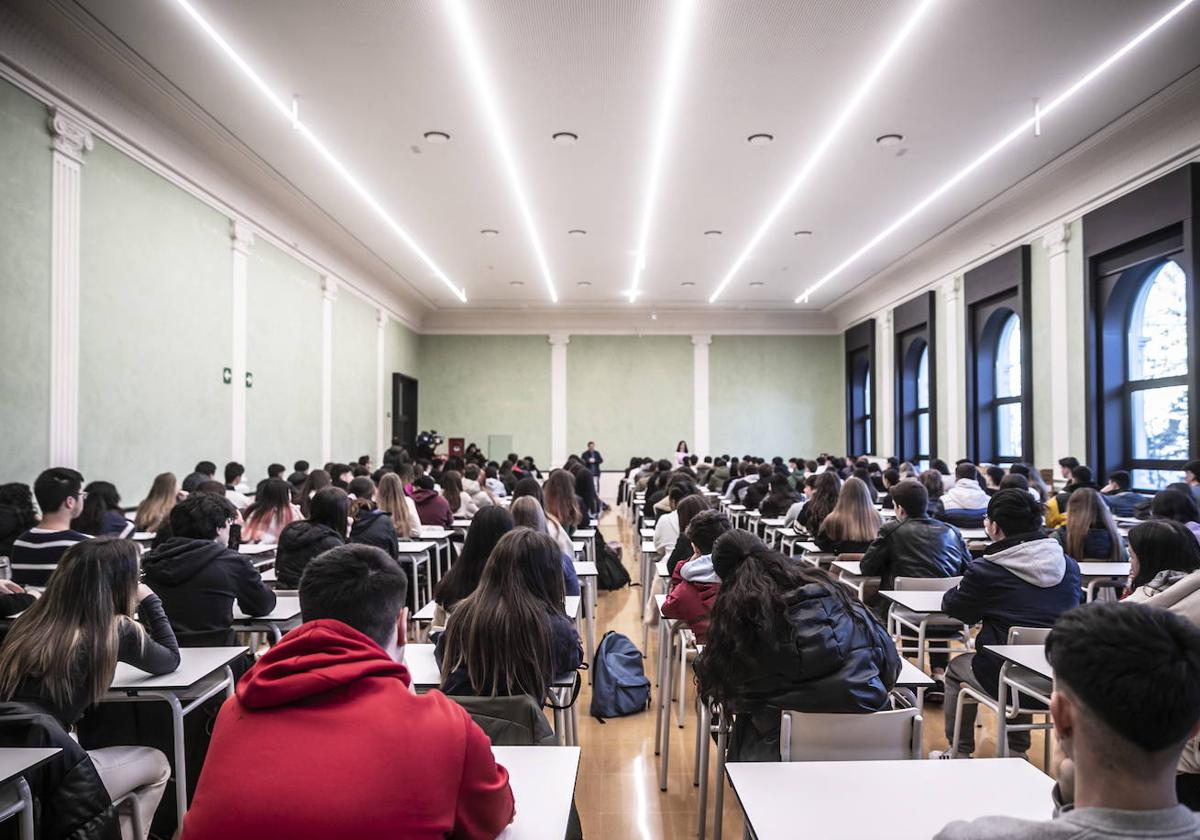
[681,553,720,584]
[986,538,1067,587]
[942,478,991,511]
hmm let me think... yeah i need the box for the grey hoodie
[681,553,720,584]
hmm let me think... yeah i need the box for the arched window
[1127,260,1189,489]
[994,313,1022,460]
[863,366,873,451]
[898,336,930,468]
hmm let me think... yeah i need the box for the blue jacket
[1101,490,1143,518]
[942,533,1081,693]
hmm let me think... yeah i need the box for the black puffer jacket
[0,702,120,840]
[0,504,35,558]
[860,516,970,590]
[275,522,344,588]
[349,509,398,559]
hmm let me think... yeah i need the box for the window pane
[1132,469,1184,491]
[916,346,929,410]
[864,369,872,414]
[865,418,872,451]
[995,313,1022,398]
[997,402,1022,458]
[1131,385,1189,460]
[1129,260,1187,381]
[917,410,929,455]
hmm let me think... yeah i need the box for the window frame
[893,292,937,465]
[844,320,877,456]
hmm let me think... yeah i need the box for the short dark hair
[999,474,1029,493]
[986,488,1044,536]
[1152,488,1200,525]
[1047,602,1200,753]
[347,476,375,501]
[985,466,1005,485]
[268,463,286,478]
[1185,460,1200,480]
[299,544,408,648]
[1071,465,1094,486]
[1059,456,1080,470]
[954,462,978,481]
[294,460,310,472]
[1108,470,1131,490]
[685,510,733,555]
[195,480,227,496]
[169,492,237,540]
[195,461,217,476]
[33,467,84,514]
[882,468,900,487]
[890,479,928,519]
[224,461,244,484]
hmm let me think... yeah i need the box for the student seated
[878,468,901,510]
[181,460,217,493]
[1188,459,1200,505]
[133,472,181,533]
[1050,487,1126,564]
[1123,520,1200,605]
[75,480,135,539]
[664,495,710,576]
[814,477,882,555]
[436,529,583,698]
[653,480,698,557]
[347,477,398,559]
[441,470,479,519]
[739,465,775,511]
[11,467,90,586]
[694,530,900,762]
[661,510,733,643]
[509,497,581,596]
[0,538,179,838]
[0,482,38,559]
[782,475,814,528]
[275,487,349,589]
[934,489,1081,759]
[411,475,454,528]
[222,462,251,510]
[938,463,990,525]
[286,459,310,488]
[936,602,1200,838]
[1153,488,1200,545]
[860,480,969,593]
[795,472,840,536]
[461,464,495,509]
[181,544,515,840]
[1010,463,1051,503]
[241,478,300,544]
[1100,469,1143,517]
[433,507,515,625]
[377,472,421,540]
[141,493,276,648]
[543,470,581,537]
[1045,465,1098,529]
[758,474,802,518]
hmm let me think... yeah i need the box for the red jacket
[182,620,513,840]
[660,558,720,643]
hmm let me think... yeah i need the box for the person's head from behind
[916,469,943,501]
[821,476,881,541]
[33,467,85,521]
[293,460,309,473]
[170,492,238,544]
[1127,519,1200,588]
[674,495,709,546]
[767,474,791,497]
[1064,488,1121,562]
[882,468,900,490]
[0,537,141,708]
[509,496,549,534]
[685,509,732,556]
[1152,488,1200,525]
[267,463,286,479]
[666,479,698,511]
[1046,602,1200,787]
[0,482,38,532]
[511,477,544,507]
[1104,470,1132,493]
[999,473,1029,494]
[308,487,350,538]
[890,479,928,521]
[251,479,293,517]
[984,465,1005,490]
[1059,456,1080,479]
[1071,465,1095,488]
[1185,460,1200,486]
[347,476,376,505]
[76,481,122,536]
[224,461,244,486]
[195,480,227,496]
[955,462,979,482]
[194,461,217,478]
[299,544,408,659]
[984,488,1044,541]
[435,507,515,609]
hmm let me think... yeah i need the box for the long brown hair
[803,472,842,534]
[0,538,143,709]
[298,470,332,517]
[243,478,297,541]
[1064,487,1122,562]
[134,472,177,532]
[509,496,550,534]
[441,470,465,514]
[543,470,580,530]
[439,528,565,699]
[819,477,883,542]
[377,473,416,538]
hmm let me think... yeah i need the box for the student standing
[10,467,90,586]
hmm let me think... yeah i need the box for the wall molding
[320,276,338,464]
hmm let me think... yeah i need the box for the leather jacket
[860,516,970,590]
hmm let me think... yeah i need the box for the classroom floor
[566,504,1058,840]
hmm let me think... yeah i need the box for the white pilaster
[940,276,965,461]
[549,332,570,466]
[47,107,92,469]
[321,276,338,464]
[692,334,712,457]
[376,308,387,462]
[877,311,895,457]
[230,219,253,464]
[1044,223,1072,467]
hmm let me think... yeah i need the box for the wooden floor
[565,503,1058,840]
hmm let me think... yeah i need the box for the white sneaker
[928,749,971,760]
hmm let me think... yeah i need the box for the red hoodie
[182,620,514,840]
[660,557,720,643]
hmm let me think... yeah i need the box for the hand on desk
[0,580,25,595]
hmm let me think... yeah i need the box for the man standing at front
[583,441,604,492]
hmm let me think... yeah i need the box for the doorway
[391,374,418,452]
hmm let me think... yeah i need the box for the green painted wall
[567,335,693,465]
[710,335,845,458]
[79,138,231,499]
[330,291,378,463]
[418,335,551,464]
[383,318,420,445]
[0,80,51,485]
[246,239,322,481]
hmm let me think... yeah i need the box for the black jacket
[860,516,970,590]
[813,534,873,556]
[665,538,694,577]
[142,537,276,646]
[740,479,772,512]
[349,509,398,559]
[0,504,34,557]
[275,522,345,589]
[0,702,120,840]
[759,492,802,519]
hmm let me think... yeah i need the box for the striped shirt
[10,528,90,586]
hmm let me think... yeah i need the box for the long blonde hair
[818,477,883,543]
[543,470,580,530]
[378,473,417,538]
[1065,488,1122,561]
[134,472,177,532]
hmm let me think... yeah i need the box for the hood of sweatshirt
[279,521,344,552]
[350,509,392,537]
[142,537,231,586]
[410,488,441,505]
[681,554,720,584]
[237,619,410,710]
[985,536,1067,588]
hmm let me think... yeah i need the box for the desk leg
[160,692,188,827]
[584,578,596,684]
[654,616,668,756]
[16,777,32,840]
[553,705,565,746]
[697,701,711,840]
[658,627,674,791]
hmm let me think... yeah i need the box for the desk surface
[0,748,61,787]
[495,746,581,840]
[880,590,950,613]
[452,519,472,529]
[404,645,575,690]
[418,528,454,540]
[958,528,989,541]
[897,659,935,688]
[237,543,275,556]
[233,595,301,622]
[640,527,656,539]
[760,517,787,527]
[799,542,828,554]
[110,646,247,691]
[656,560,669,578]
[574,561,597,578]
[641,540,656,553]
[832,560,863,576]
[396,541,436,553]
[727,758,1054,840]
[414,596,580,623]
[574,528,596,539]
[1077,561,1130,577]
[984,644,1053,680]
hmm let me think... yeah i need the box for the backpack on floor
[590,631,650,721]
[595,539,631,590]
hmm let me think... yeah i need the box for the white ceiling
[61,0,1200,313]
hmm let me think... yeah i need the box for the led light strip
[170,0,467,303]
[708,0,938,303]
[444,0,558,303]
[796,0,1198,304]
[628,0,699,303]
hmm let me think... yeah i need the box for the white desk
[880,590,949,613]
[727,759,1054,839]
[574,562,597,676]
[640,527,656,540]
[413,596,580,625]
[574,528,597,565]
[237,543,275,557]
[984,644,1054,680]
[0,747,61,839]
[494,746,580,840]
[832,559,862,576]
[896,659,935,689]
[1078,561,1131,601]
[106,647,247,824]
[232,595,302,643]
[397,541,436,611]
[958,528,989,541]
[417,528,454,582]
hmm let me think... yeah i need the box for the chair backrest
[940,508,986,528]
[894,575,962,592]
[1007,625,1051,645]
[780,707,922,762]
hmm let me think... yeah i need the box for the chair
[939,508,987,529]
[779,707,923,761]
[887,576,970,672]
[950,626,1054,760]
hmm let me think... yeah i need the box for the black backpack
[595,539,631,590]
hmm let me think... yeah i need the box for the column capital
[230,219,254,255]
[1042,222,1071,258]
[321,275,339,301]
[548,331,570,347]
[48,107,93,163]
[377,307,388,328]
[943,275,963,303]
[881,309,893,331]
[691,333,712,347]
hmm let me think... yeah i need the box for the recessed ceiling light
[424,131,451,144]
[552,132,579,146]
[509,280,524,287]
[749,281,765,287]
[577,280,592,287]
[875,133,904,146]
[793,230,813,236]
[568,229,587,236]
[681,281,696,287]
[480,228,499,236]
[704,230,722,237]
[746,133,774,146]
